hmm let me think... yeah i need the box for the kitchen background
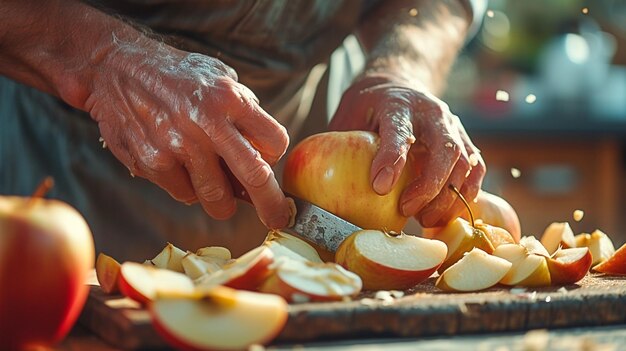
[440,0,626,245]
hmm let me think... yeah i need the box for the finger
[400,112,462,217]
[415,152,471,228]
[211,118,290,229]
[433,150,486,227]
[185,148,237,220]
[370,102,415,195]
[98,120,198,203]
[232,90,289,166]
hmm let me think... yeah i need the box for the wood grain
[78,274,626,349]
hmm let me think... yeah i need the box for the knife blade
[222,162,360,252]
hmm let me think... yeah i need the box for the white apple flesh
[493,244,551,287]
[263,230,323,263]
[336,230,447,290]
[575,230,616,266]
[436,248,512,292]
[150,243,187,273]
[260,258,362,302]
[151,286,288,351]
[118,262,195,304]
[540,222,575,255]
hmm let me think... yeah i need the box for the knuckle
[196,183,226,202]
[244,162,272,189]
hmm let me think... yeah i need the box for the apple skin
[461,190,521,242]
[593,242,626,275]
[335,230,446,290]
[283,131,414,232]
[546,248,592,285]
[0,196,95,349]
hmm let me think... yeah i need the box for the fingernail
[373,166,395,194]
[420,210,442,228]
[401,197,422,217]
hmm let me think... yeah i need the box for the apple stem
[449,184,475,227]
[32,177,54,199]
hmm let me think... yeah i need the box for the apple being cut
[335,229,447,290]
[263,230,323,263]
[436,248,512,292]
[283,131,413,232]
[0,187,95,349]
[151,286,288,351]
[461,190,522,242]
[260,258,362,302]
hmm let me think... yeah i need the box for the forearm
[0,0,148,109]
[357,0,471,95]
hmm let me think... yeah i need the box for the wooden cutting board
[78,274,626,350]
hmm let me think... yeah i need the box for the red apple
[259,259,362,302]
[195,245,274,291]
[335,229,447,290]
[96,253,121,294]
[0,186,95,349]
[283,131,414,232]
[461,190,521,242]
[151,286,288,351]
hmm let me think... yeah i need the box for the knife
[223,163,361,252]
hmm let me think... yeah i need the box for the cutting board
[78,274,626,350]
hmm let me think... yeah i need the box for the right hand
[83,39,291,229]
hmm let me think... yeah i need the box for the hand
[84,40,291,229]
[328,74,486,227]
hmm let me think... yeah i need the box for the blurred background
[443,0,626,245]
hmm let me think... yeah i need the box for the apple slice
[181,252,227,280]
[519,236,550,257]
[196,246,232,261]
[436,248,512,292]
[540,222,575,255]
[263,230,323,263]
[150,243,187,273]
[547,247,592,284]
[259,258,362,302]
[118,262,195,304]
[593,242,626,275]
[575,230,616,266]
[431,218,495,274]
[335,230,447,290]
[195,245,274,291]
[95,253,121,294]
[151,286,288,351]
[493,244,551,287]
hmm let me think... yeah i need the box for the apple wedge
[150,243,187,273]
[593,242,626,275]
[263,230,323,263]
[431,218,495,274]
[493,244,551,287]
[95,253,121,294]
[181,252,227,280]
[196,246,232,261]
[118,262,195,304]
[436,248,512,292]
[540,222,575,255]
[547,247,592,284]
[335,230,447,290]
[195,245,274,291]
[151,286,288,351]
[519,236,550,257]
[259,258,362,302]
[575,230,616,266]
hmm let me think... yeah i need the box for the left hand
[328,74,486,228]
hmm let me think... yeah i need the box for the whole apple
[283,131,413,232]
[462,190,521,242]
[0,195,95,349]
